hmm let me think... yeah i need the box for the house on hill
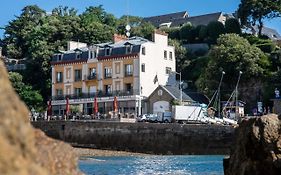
[144,11,226,28]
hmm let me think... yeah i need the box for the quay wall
[32,121,235,155]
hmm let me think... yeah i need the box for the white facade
[138,32,176,97]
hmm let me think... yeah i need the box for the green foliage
[9,72,43,111]
[197,34,269,96]
[198,25,208,41]
[238,0,281,36]
[207,21,225,44]
[161,27,180,40]
[243,34,276,53]
[225,18,241,34]
[179,23,195,43]
[168,39,189,73]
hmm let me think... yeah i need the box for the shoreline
[73,147,150,157]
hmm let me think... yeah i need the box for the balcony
[52,89,139,100]
[104,73,112,79]
[125,71,133,77]
[87,74,97,80]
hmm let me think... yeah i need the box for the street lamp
[173,71,182,105]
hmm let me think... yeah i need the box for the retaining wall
[32,121,235,155]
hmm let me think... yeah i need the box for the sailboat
[206,71,242,125]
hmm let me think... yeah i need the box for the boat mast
[217,71,225,118]
[235,71,243,119]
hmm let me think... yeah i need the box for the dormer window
[105,48,111,56]
[76,52,82,59]
[89,51,96,59]
[57,54,62,61]
[126,45,132,54]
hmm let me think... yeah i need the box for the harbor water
[79,155,224,175]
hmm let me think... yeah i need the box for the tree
[207,21,225,44]
[9,72,43,111]
[238,0,281,36]
[168,39,189,74]
[179,22,195,43]
[225,18,241,34]
[197,34,269,110]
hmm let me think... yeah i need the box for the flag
[94,97,98,114]
[113,96,118,113]
[66,97,70,115]
[47,99,52,116]
[153,74,158,84]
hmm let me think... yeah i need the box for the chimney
[113,34,127,43]
[152,29,168,45]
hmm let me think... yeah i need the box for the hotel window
[90,51,96,59]
[57,54,62,61]
[56,72,63,83]
[104,67,112,78]
[125,83,132,94]
[126,45,132,54]
[74,69,82,81]
[65,85,71,95]
[74,88,82,96]
[66,68,71,79]
[115,63,120,74]
[88,68,96,79]
[56,89,63,96]
[105,48,111,56]
[164,50,167,59]
[141,47,146,55]
[125,64,133,76]
[115,81,121,91]
[141,63,145,72]
[165,67,172,75]
[169,51,173,60]
[104,84,112,94]
[76,52,82,59]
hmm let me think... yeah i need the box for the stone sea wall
[32,121,235,155]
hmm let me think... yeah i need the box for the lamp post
[235,71,243,119]
[173,71,182,105]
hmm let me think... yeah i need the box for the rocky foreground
[0,60,82,175]
[224,114,281,175]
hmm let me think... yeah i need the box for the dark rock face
[0,60,82,175]
[224,114,281,175]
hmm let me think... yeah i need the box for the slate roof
[252,26,281,40]
[143,11,188,27]
[170,12,223,27]
[162,85,194,102]
[183,90,210,105]
[51,36,149,64]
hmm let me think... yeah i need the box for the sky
[0,0,280,38]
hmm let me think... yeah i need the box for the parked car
[137,114,148,122]
[146,114,159,123]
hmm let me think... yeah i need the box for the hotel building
[51,31,175,117]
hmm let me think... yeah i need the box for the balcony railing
[125,71,133,77]
[87,74,97,80]
[52,89,139,100]
[104,73,112,79]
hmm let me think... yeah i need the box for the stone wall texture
[224,114,281,175]
[32,121,235,155]
[0,60,82,175]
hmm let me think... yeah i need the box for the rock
[224,114,281,175]
[0,60,82,175]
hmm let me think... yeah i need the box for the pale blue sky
[0,0,280,37]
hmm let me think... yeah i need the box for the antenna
[125,0,131,37]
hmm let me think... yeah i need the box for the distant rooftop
[144,11,224,28]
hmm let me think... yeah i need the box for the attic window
[105,48,111,56]
[126,45,132,54]
[57,54,62,61]
[76,52,82,59]
[272,34,277,38]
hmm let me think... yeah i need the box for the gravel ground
[73,147,149,157]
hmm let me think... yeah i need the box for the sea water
[79,155,224,175]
